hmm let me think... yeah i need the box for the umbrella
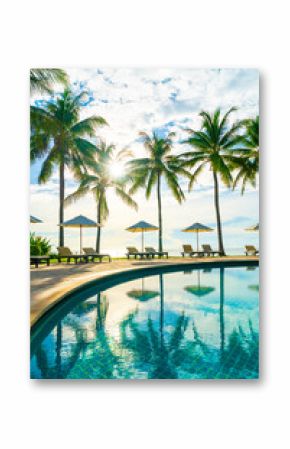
[184,270,215,297]
[30,215,43,223]
[60,215,100,254]
[245,223,259,231]
[182,222,213,251]
[126,220,158,252]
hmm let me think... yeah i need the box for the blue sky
[30,68,259,255]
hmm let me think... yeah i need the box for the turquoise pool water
[30,263,259,379]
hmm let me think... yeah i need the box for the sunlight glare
[109,161,125,179]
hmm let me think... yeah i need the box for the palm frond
[71,116,107,136]
[30,68,69,95]
[115,187,138,210]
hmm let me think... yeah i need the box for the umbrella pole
[196,231,199,252]
[142,230,144,252]
[80,225,82,254]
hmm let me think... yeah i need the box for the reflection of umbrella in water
[246,266,257,271]
[184,270,215,297]
[248,284,259,292]
[60,215,100,254]
[127,278,159,302]
[126,220,158,252]
[182,222,213,251]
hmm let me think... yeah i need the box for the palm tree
[233,116,259,194]
[128,131,190,252]
[181,108,245,256]
[64,140,137,252]
[30,68,69,95]
[31,88,107,246]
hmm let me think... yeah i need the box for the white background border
[1,1,289,448]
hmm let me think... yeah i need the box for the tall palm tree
[128,131,190,252]
[31,88,107,246]
[64,140,137,252]
[30,68,69,95]
[233,116,259,194]
[181,108,245,256]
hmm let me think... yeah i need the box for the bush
[30,232,51,256]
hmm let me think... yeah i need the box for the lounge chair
[245,245,259,256]
[126,247,151,259]
[202,244,222,257]
[30,255,50,268]
[83,247,112,262]
[181,244,204,257]
[145,247,169,258]
[57,246,89,264]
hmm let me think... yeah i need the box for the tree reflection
[121,274,205,379]
[119,268,259,379]
[218,320,259,378]
[34,321,86,379]
[84,293,120,379]
[32,267,259,379]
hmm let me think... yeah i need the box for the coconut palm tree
[233,116,259,194]
[128,131,190,252]
[64,140,137,252]
[181,108,245,256]
[30,68,69,95]
[31,88,107,246]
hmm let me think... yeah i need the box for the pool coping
[30,256,259,329]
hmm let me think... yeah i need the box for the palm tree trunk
[213,170,225,256]
[59,160,65,247]
[157,173,163,252]
[96,192,102,252]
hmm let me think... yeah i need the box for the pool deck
[30,256,259,327]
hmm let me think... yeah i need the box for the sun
[109,161,125,179]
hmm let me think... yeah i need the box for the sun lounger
[83,247,112,262]
[145,247,168,258]
[126,247,152,259]
[245,245,259,256]
[181,244,204,257]
[202,244,222,256]
[57,246,89,263]
[30,255,50,268]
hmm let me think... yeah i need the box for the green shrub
[30,232,51,256]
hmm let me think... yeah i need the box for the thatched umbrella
[30,215,43,223]
[126,220,158,252]
[60,215,100,253]
[245,223,259,231]
[182,222,213,251]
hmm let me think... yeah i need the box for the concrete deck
[30,256,259,327]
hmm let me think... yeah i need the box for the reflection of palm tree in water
[121,268,258,379]
[35,319,85,379]
[219,267,225,355]
[75,293,120,379]
[218,267,259,378]
[121,274,190,378]
[34,269,258,379]
[96,293,108,331]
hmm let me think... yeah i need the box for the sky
[30,68,259,256]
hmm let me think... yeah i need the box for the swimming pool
[30,262,259,379]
